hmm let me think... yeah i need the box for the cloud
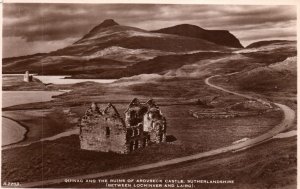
[3,36,77,57]
[3,3,297,57]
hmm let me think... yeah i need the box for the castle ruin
[23,71,33,82]
[79,98,167,154]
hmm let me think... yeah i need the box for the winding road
[20,74,295,188]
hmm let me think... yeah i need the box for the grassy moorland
[2,72,284,183]
[2,107,282,183]
[2,41,296,185]
[58,137,295,189]
[45,46,297,188]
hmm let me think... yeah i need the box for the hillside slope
[235,40,296,64]
[232,56,297,92]
[53,20,230,56]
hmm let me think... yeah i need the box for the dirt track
[19,75,295,188]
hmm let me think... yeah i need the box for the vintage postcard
[1,0,298,188]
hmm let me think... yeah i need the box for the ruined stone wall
[79,104,128,154]
[124,98,148,127]
[80,119,127,153]
[79,99,167,154]
[125,124,148,153]
[143,105,167,144]
[143,116,152,132]
[149,119,167,143]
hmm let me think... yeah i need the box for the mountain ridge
[152,24,243,48]
[3,19,246,76]
[50,20,233,57]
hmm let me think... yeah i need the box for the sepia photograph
[1,1,298,188]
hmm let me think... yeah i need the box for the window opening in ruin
[159,133,163,142]
[130,141,134,151]
[135,140,139,149]
[106,127,110,137]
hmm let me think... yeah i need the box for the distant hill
[235,40,296,64]
[246,40,294,48]
[152,24,243,48]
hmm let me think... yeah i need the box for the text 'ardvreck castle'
[79,98,167,154]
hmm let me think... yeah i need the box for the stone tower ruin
[79,98,167,154]
[23,71,33,82]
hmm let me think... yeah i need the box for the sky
[3,3,297,58]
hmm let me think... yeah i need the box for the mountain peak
[89,19,119,33]
[98,19,119,28]
[74,19,119,44]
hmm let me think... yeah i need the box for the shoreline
[2,108,78,149]
[2,116,29,147]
